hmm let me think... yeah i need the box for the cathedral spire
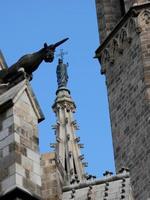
[52,58,85,186]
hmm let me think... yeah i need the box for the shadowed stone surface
[95,2,150,199]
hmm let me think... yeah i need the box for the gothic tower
[95,0,150,199]
[52,58,85,186]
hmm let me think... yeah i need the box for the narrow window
[65,153,68,172]
[73,157,77,175]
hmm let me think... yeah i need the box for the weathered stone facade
[41,153,63,200]
[95,1,150,199]
[0,80,44,200]
[95,0,123,42]
[95,0,150,42]
[63,171,133,200]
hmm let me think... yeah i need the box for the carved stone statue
[56,58,68,88]
[0,38,69,82]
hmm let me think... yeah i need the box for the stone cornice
[63,172,130,192]
[95,2,150,57]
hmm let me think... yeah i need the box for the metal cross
[57,49,68,60]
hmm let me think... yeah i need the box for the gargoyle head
[43,42,54,63]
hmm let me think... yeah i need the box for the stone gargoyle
[0,38,69,82]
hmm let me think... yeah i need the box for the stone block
[14,115,21,127]
[6,108,13,118]
[1,175,15,192]
[27,148,40,164]
[16,163,25,177]
[2,146,9,157]
[8,164,15,176]
[2,116,14,129]
[0,134,14,149]
[23,178,36,194]
[0,128,9,141]
[21,155,33,171]
[16,173,23,187]
[0,168,9,182]
[33,162,41,175]
[30,173,41,186]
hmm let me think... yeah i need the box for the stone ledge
[63,172,130,192]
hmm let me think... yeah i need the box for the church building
[0,0,150,199]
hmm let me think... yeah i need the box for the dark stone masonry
[95,1,150,199]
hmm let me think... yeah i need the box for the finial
[57,49,68,60]
[103,170,113,177]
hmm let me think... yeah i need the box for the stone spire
[52,58,85,186]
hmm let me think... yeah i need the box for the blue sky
[0,0,115,177]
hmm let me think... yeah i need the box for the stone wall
[13,89,42,197]
[41,153,63,200]
[0,107,16,193]
[0,81,42,199]
[95,4,150,200]
[95,0,122,42]
[95,0,150,43]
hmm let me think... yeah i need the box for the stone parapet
[63,172,133,200]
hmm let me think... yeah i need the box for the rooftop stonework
[63,171,133,200]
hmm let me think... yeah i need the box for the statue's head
[43,43,54,63]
